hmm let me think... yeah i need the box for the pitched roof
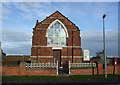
[35,11,80,30]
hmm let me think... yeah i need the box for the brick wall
[20,69,56,76]
[70,68,98,75]
[1,63,120,76]
[31,58,83,63]
[1,62,57,76]
[32,47,82,56]
[104,65,120,74]
[2,67,19,76]
[118,65,120,74]
[70,69,93,75]
[70,64,120,75]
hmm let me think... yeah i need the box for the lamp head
[103,14,107,19]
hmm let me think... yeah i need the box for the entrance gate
[61,61,69,74]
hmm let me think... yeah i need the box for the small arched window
[46,19,68,47]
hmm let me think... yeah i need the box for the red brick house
[31,11,82,67]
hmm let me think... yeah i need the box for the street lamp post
[103,14,107,78]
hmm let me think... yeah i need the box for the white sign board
[83,49,90,61]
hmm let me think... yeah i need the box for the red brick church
[1,11,120,76]
[31,11,82,67]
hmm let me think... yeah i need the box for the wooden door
[53,50,61,67]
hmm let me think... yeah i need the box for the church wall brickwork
[31,11,82,63]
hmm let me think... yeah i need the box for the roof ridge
[35,11,80,31]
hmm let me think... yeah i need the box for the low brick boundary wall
[70,68,97,75]
[1,62,57,76]
[1,63,120,76]
[2,67,19,76]
[70,64,120,75]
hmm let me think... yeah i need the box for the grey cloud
[2,2,50,21]
[2,29,32,55]
[81,29,118,57]
[2,29,32,43]
[13,3,51,20]
[3,42,31,55]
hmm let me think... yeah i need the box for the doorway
[53,50,61,68]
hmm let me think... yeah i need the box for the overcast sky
[1,2,118,57]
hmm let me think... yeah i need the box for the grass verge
[2,75,60,82]
[2,74,120,82]
[69,74,120,80]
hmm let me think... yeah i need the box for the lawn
[69,74,120,80]
[2,74,120,83]
[2,75,60,82]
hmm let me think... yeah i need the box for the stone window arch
[46,19,68,47]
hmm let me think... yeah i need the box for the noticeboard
[83,49,90,61]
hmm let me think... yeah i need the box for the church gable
[35,11,79,31]
[32,11,81,47]
[32,11,81,46]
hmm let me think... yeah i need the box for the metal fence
[25,63,57,68]
[70,62,96,68]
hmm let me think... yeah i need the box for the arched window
[46,19,68,47]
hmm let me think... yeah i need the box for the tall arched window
[46,19,68,47]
